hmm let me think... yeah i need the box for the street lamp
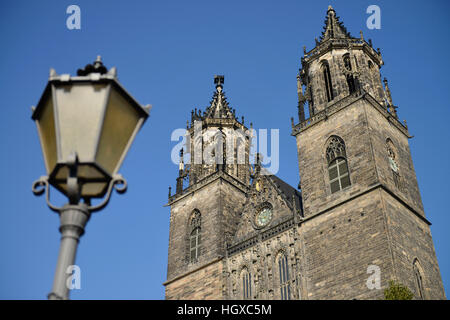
[31,56,150,300]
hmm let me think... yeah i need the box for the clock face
[256,207,272,227]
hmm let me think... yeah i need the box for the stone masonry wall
[300,189,394,299]
[365,102,425,215]
[165,260,224,300]
[166,177,247,298]
[381,189,446,299]
[167,179,220,281]
[296,98,378,217]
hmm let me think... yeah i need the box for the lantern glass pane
[77,164,106,180]
[54,165,69,180]
[54,83,108,164]
[78,164,109,197]
[37,94,57,174]
[96,87,141,175]
[81,182,109,197]
[53,164,109,198]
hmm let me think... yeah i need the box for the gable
[231,173,302,245]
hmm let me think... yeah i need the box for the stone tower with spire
[164,6,445,300]
[291,5,445,299]
[164,76,253,299]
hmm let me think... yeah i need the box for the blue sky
[0,0,449,299]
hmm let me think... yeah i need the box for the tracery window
[189,210,201,263]
[413,259,425,299]
[190,228,201,262]
[343,55,357,94]
[321,61,334,102]
[343,55,352,71]
[278,253,291,300]
[326,136,351,193]
[241,268,252,299]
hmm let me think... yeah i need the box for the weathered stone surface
[381,189,445,299]
[165,260,224,300]
[166,178,247,284]
[164,6,445,300]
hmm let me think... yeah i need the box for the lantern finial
[77,56,108,76]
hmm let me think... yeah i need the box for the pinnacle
[204,75,236,120]
[319,5,352,43]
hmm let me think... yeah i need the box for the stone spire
[204,75,236,120]
[319,5,353,43]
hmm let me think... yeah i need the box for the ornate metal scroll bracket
[88,174,127,213]
[32,176,62,213]
[32,174,128,214]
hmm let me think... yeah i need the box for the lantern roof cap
[32,57,151,120]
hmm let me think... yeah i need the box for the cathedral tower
[291,5,445,299]
[164,76,251,299]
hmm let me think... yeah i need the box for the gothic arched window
[321,62,334,102]
[278,253,291,300]
[413,259,425,299]
[189,210,201,263]
[367,60,376,91]
[190,228,201,262]
[326,136,351,193]
[241,268,252,299]
[343,55,357,94]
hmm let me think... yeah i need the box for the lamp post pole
[33,172,128,300]
[48,204,89,300]
[31,57,149,300]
